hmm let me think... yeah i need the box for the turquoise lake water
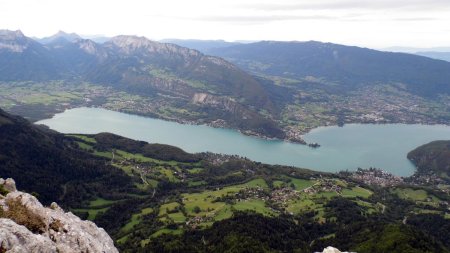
[36,107,450,176]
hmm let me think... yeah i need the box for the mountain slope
[416,52,450,62]
[204,40,450,137]
[90,35,274,111]
[46,37,108,75]
[88,35,283,137]
[38,30,82,44]
[160,39,240,53]
[0,108,133,205]
[0,30,274,111]
[0,30,61,80]
[0,30,284,139]
[208,41,450,97]
[408,140,450,178]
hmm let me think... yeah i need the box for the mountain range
[37,30,82,44]
[0,30,283,138]
[415,52,450,62]
[1,30,450,141]
[159,39,241,53]
[381,46,450,62]
[206,41,450,97]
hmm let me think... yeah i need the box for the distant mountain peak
[38,31,82,44]
[75,38,107,57]
[0,29,25,38]
[53,30,81,38]
[107,35,202,57]
[55,30,75,36]
[109,35,155,48]
[79,34,111,44]
[160,39,241,54]
[0,29,31,52]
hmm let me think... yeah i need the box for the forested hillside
[408,140,450,178]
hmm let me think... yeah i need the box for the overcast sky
[1,0,449,48]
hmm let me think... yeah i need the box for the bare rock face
[323,247,343,253]
[192,93,242,114]
[0,178,118,253]
[108,35,201,58]
[0,178,16,192]
[0,218,56,252]
[315,247,356,253]
[0,30,31,52]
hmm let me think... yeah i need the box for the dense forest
[408,140,450,177]
[0,108,134,205]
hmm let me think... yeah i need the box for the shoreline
[30,105,450,148]
[32,106,450,177]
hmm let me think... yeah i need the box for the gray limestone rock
[0,178,118,253]
[0,178,17,193]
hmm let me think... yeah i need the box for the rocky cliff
[0,178,118,253]
[0,30,31,52]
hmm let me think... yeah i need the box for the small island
[308,142,321,148]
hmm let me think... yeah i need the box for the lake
[36,107,450,176]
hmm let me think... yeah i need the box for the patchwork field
[72,198,119,220]
[392,187,443,210]
[64,134,450,252]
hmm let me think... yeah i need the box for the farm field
[59,134,450,251]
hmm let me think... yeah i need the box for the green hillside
[408,140,450,178]
[1,109,450,252]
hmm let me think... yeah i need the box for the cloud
[393,17,438,22]
[236,0,450,11]
[166,12,439,25]
[191,14,337,23]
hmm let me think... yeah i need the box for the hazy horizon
[1,0,449,49]
[1,28,448,53]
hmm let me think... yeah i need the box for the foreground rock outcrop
[0,178,118,253]
[316,246,355,253]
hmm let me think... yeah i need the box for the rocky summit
[0,30,30,52]
[0,178,118,253]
